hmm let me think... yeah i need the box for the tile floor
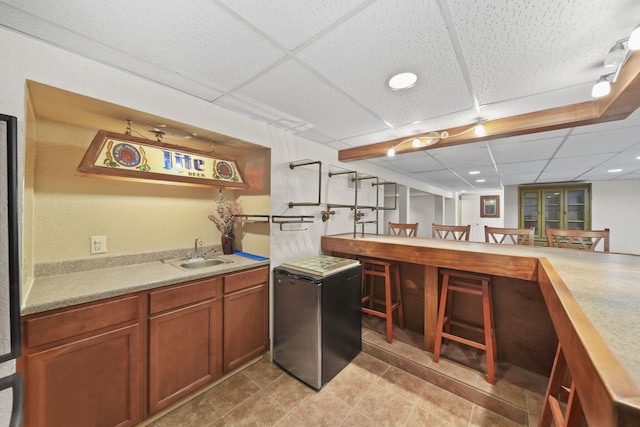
[146,319,549,426]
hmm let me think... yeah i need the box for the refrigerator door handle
[0,372,24,427]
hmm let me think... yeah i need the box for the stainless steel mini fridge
[273,262,362,390]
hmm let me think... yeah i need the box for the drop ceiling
[2,0,640,192]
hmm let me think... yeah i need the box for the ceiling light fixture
[605,40,627,68]
[607,168,623,173]
[385,119,488,157]
[592,75,612,97]
[469,171,480,175]
[388,72,418,90]
[630,24,640,50]
[592,23,640,98]
[476,179,486,183]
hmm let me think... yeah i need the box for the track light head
[592,76,611,98]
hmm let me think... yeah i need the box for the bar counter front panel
[321,233,640,427]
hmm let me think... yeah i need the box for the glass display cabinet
[519,184,591,245]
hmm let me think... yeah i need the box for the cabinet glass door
[566,189,586,230]
[543,191,561,230]
[522,191,539,231]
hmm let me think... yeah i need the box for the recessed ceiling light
[608,168,623,173]
[636,155,640,160]
[476,179,486,183]
[388,72,417,90]
[469,171,480,175]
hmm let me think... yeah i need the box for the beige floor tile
[222,390,287,426]
[354,383,414,426]
[203,372,261,415]
[323,365,375,406]
[525,391,545,426]
[262,372,315,410]
[273,412,306,427]
[406,404,469,427]
[289,392,352,427]
[154,393,220,427]
[378,365,427,403]
[414,382,474,425]
[340,408,380,427]
[469,405,525,427]
[347,352,390,381]
[242,359,284,388]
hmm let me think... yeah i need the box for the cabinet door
[543,190,562,231]
[565,188,587,230]
[23,325,140,427]
[223,283,269,372]
[521,190,540,234]
[148,298,222,413]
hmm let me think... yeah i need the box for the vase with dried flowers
[208,193,241,254]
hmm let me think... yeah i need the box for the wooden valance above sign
[76,130,248,189]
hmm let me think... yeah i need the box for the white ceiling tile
[386,154,443,173]
[501,172,541,186]
[545,153,614,171]
[218,0,369,50]
[497,160,548,175]
[430,146,494,168]
[235,59,386,140]
[490,138,563,163]
[537,169,592,182]
[297,0,473,127]
[451,0,637,105]
[556,128,640,157]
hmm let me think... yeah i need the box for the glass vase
[221,232,234,254]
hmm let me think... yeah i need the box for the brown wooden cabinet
[148,277,222,413]
[19,264,269,426]
[20,295,142,427]
[223,266,269,372]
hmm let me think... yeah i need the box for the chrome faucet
[194,238,202,258]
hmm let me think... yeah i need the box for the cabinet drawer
[150,277,219,315]
[224,267,269,294]
[24,295,139,349]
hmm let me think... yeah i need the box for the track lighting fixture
[386,120,487,157]
[592,23,640,98]
[592,75,612,98]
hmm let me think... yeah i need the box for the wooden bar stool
[359,257,404,343]
[539,343,583,426]
[433,269,497,384]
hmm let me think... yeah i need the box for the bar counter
[321,233,640,426]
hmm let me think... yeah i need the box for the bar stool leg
[482,279,495,384]
[393,263,404,329]
[432,272,450,362]
[539,344,583,427]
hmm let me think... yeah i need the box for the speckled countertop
[22,251,270,316]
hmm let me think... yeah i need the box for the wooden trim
[338,52,640,162]
[537,259,639,426]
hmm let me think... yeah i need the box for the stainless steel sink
[178,258,227,269]
[164,256,232,271]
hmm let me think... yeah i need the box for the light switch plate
[90,235,107,254]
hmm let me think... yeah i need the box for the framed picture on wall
[480,195,500,218]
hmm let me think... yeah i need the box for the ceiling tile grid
[296,0,473,128]
[234,58,388,140]
[217,0,371,51]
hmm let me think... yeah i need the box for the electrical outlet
[90,235,107,254]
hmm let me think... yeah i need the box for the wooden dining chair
[432,224,471,241]
[388,222,418,237]
[545,227,610,252]
[484,226,535,246]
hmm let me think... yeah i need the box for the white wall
[409,193,437,238]
[592,180,640,254]
[460,192,505,242]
